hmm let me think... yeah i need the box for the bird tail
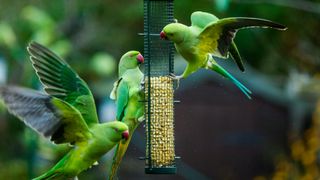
[108,133,133,180]
[32,169,61,180]
[208,60,252,99]
[32,152,72,180]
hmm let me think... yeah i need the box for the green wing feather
[190,12,244,71]
[50,98,92,144]
[197,17,287,58]
[27,42,99,126]
[115,79,129,121]
[190,11,218,29]
[0,86,91,144]
[229,41,244,72]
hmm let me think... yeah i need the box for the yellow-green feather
[27,42,99,126]
[50,98,92,144]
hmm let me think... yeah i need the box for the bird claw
[169,73,182,90]
[137,116,145,122]
[139,79,145,91]
[169,73,175,79]
[169,73,183,80]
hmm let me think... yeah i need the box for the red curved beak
[160,31,167,40]
[122,130,129,140]
[137,53,144,64]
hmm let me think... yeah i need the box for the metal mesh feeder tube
[143,0,177,174]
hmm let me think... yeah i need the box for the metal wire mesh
[144,1,174,76]
[143,0,176,174]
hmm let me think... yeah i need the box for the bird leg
[169,73,183,90]
[206,58,213,69]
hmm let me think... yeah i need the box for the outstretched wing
[116,80,129,121]
[27,42,99,126]
[190,11,219,29]
[197,17,287,58]
[0,86,91,144]
[190,12,245,72]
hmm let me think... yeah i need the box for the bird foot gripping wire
[169,73,182,90]
[139,77,145,92]
[137,116,145,123]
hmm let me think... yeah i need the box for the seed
[145,76,175,167]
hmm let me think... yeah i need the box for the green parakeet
[0,42,130,180]
[108,51,144,179]
[160,11,287,98]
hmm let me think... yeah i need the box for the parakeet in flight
[0,42,130,180]
[160,11,287,98]
[108,51,145,180]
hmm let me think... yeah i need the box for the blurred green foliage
[0,0,319,179]
[0,1,142,179]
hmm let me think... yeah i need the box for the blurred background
[0,0,319,179]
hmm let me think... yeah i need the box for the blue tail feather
[209,63,252,99]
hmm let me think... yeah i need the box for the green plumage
[28,42,99,126]
[108,51,144,179]
[161,11,287,99]
[0,42,130,179]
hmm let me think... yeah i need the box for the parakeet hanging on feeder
[0,42,130,180]
[160,11,287,99]
[108,51,145,179]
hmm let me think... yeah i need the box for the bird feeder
[143,0,177,174]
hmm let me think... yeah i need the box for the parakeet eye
[114,128,119,132]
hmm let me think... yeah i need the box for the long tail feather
[32,170,61,180]
[208,61,252,99]
[108,134,133,180]
[32,152,71,180]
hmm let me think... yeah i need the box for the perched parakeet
[0,42,130,180]
[108,51,144,179]
[160,11,287,98]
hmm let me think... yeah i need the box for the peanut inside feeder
[145,76,175,167]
